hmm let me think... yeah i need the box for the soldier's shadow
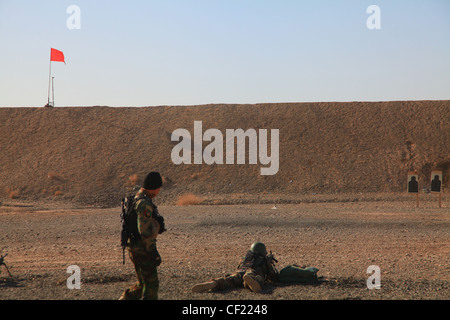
[214,286,275,296]
[0,276,26,288]
[214,278,326,296]
[264,278,326,293]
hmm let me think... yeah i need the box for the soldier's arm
[135,200,157,251]
[236,256,245,269]
[265,259,279,282]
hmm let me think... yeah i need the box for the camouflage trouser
[213,268,264,291]
[122,249,159,300]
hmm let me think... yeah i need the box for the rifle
[267,251,278,264]
[0,254,12,277]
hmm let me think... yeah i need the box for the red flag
[50,48,65,63]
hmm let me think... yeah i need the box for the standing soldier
[192,242,278,293]
[119,172,164,300]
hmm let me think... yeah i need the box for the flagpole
[48,48,52,106]
[52,77,55,107]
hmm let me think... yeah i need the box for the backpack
[120,194,141,249]
[278,265,319,284]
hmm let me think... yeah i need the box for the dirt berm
[0,100,448,207]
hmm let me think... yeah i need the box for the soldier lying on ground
[192,242,278,293]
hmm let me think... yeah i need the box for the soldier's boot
[118,289,130,300]
[192,280,218,293]
[118,284,143,300]
[243,274,263,293]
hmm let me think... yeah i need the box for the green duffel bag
[278,265,319,283]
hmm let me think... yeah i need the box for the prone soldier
[192,242,278,293]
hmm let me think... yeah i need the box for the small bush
[48,172,65,182]
[126,174,139,187]
[176,194,204,206]
[8,190,19,199]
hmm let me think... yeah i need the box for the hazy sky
[0,0,449,107]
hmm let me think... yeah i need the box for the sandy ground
[0,195,448,301]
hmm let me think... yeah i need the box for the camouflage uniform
[213,250,278,291]
[192,249,278,293]
[120,190,161,300]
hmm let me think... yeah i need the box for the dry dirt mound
[0,101,448,206]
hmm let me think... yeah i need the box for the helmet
[250,242,267,256]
